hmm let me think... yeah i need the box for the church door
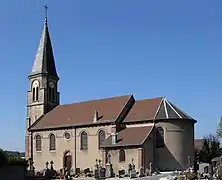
[63,151,72,169]
[64,155,72,168]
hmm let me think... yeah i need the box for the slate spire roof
[29,16,58,79]
[155,97,192,119]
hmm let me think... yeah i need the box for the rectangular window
[28,118,31,127]
[32,88,35,101]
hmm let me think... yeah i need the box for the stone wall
[0,166,26,180]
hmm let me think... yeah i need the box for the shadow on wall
[0,166,26,180]
[156,146,186,171]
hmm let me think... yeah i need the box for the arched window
[49,134,56,151]
[36,135,42,152]
[156,127,164,148]
[49,82,56,103]
[119,149,125,162]
[98,130,106,149]
[80,131,88,150]
[32,80,39,102]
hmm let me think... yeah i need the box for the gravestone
[139,166,144,177]
[129,158,136,178]
[149,162,153,176]
[94,159,106,179]
[94,159,99,179]
[145,168,149,176]
[27,158,35,176]
[46,161,49,170]
[130,169,137,178]
[50,160,54,170]
[100,168,106,179]
[128,163,133,175]
[45,160,57,179]
[131,158,135,170]
[187,156,191,168]
[106,153,113,178]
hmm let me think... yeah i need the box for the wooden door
[64,155,72,168]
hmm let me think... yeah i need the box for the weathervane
[44,4,48,23]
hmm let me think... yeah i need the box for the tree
[199,134,220,164]
[217,116,222,138]
[0,148,8,167]
[194,148,200,162]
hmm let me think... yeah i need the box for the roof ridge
[59,95,164,107]
[141,125,154,144]
[56,94,133,106]
[163,97,169,118]
[135,96,164,102]
[154,97,164,119]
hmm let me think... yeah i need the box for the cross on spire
[44,4,48,23]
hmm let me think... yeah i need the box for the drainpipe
[74,127,77,174]
[153,120,156,169]
[31,132,33,161]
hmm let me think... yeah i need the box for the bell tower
[25,5,60,159]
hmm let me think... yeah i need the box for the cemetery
[1,147,222,180]
[2,143,222,180]
[23,152,222,180]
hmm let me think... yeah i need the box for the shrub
[7,156,28,167]
[0,149,28,167]
[184,172,197,180]
[0,148,8,167]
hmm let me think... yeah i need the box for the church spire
[29,5,59,79]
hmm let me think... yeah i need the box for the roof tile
[124,97,163,122]
[102,126,153,148]
[31,95,132,130]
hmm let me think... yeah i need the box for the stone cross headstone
[106,153,113,178]
[46,161,49,169]
[132,158,135,170]
[188,156,191,168]
[98,159,102,168]
[33,166,35,174]
[107,153,111,164]
[28,158,35,176]
[29,158,34,170]
[94,159,99,179]
[50,160,54,170]
[128,163,133,175]
[96,159,99,169]
[149,162,152,176]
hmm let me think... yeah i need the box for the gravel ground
[64,173,171,180]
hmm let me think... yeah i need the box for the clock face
[49,82,55,88]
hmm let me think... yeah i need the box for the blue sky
[0,0,222,151]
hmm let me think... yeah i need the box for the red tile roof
[125,97,163,122]
[102,126,154,147]
[30,94,194,131]
[30,95,132,130]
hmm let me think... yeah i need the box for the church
[25,13,196,174]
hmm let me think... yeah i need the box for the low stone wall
[0,165,26,180]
